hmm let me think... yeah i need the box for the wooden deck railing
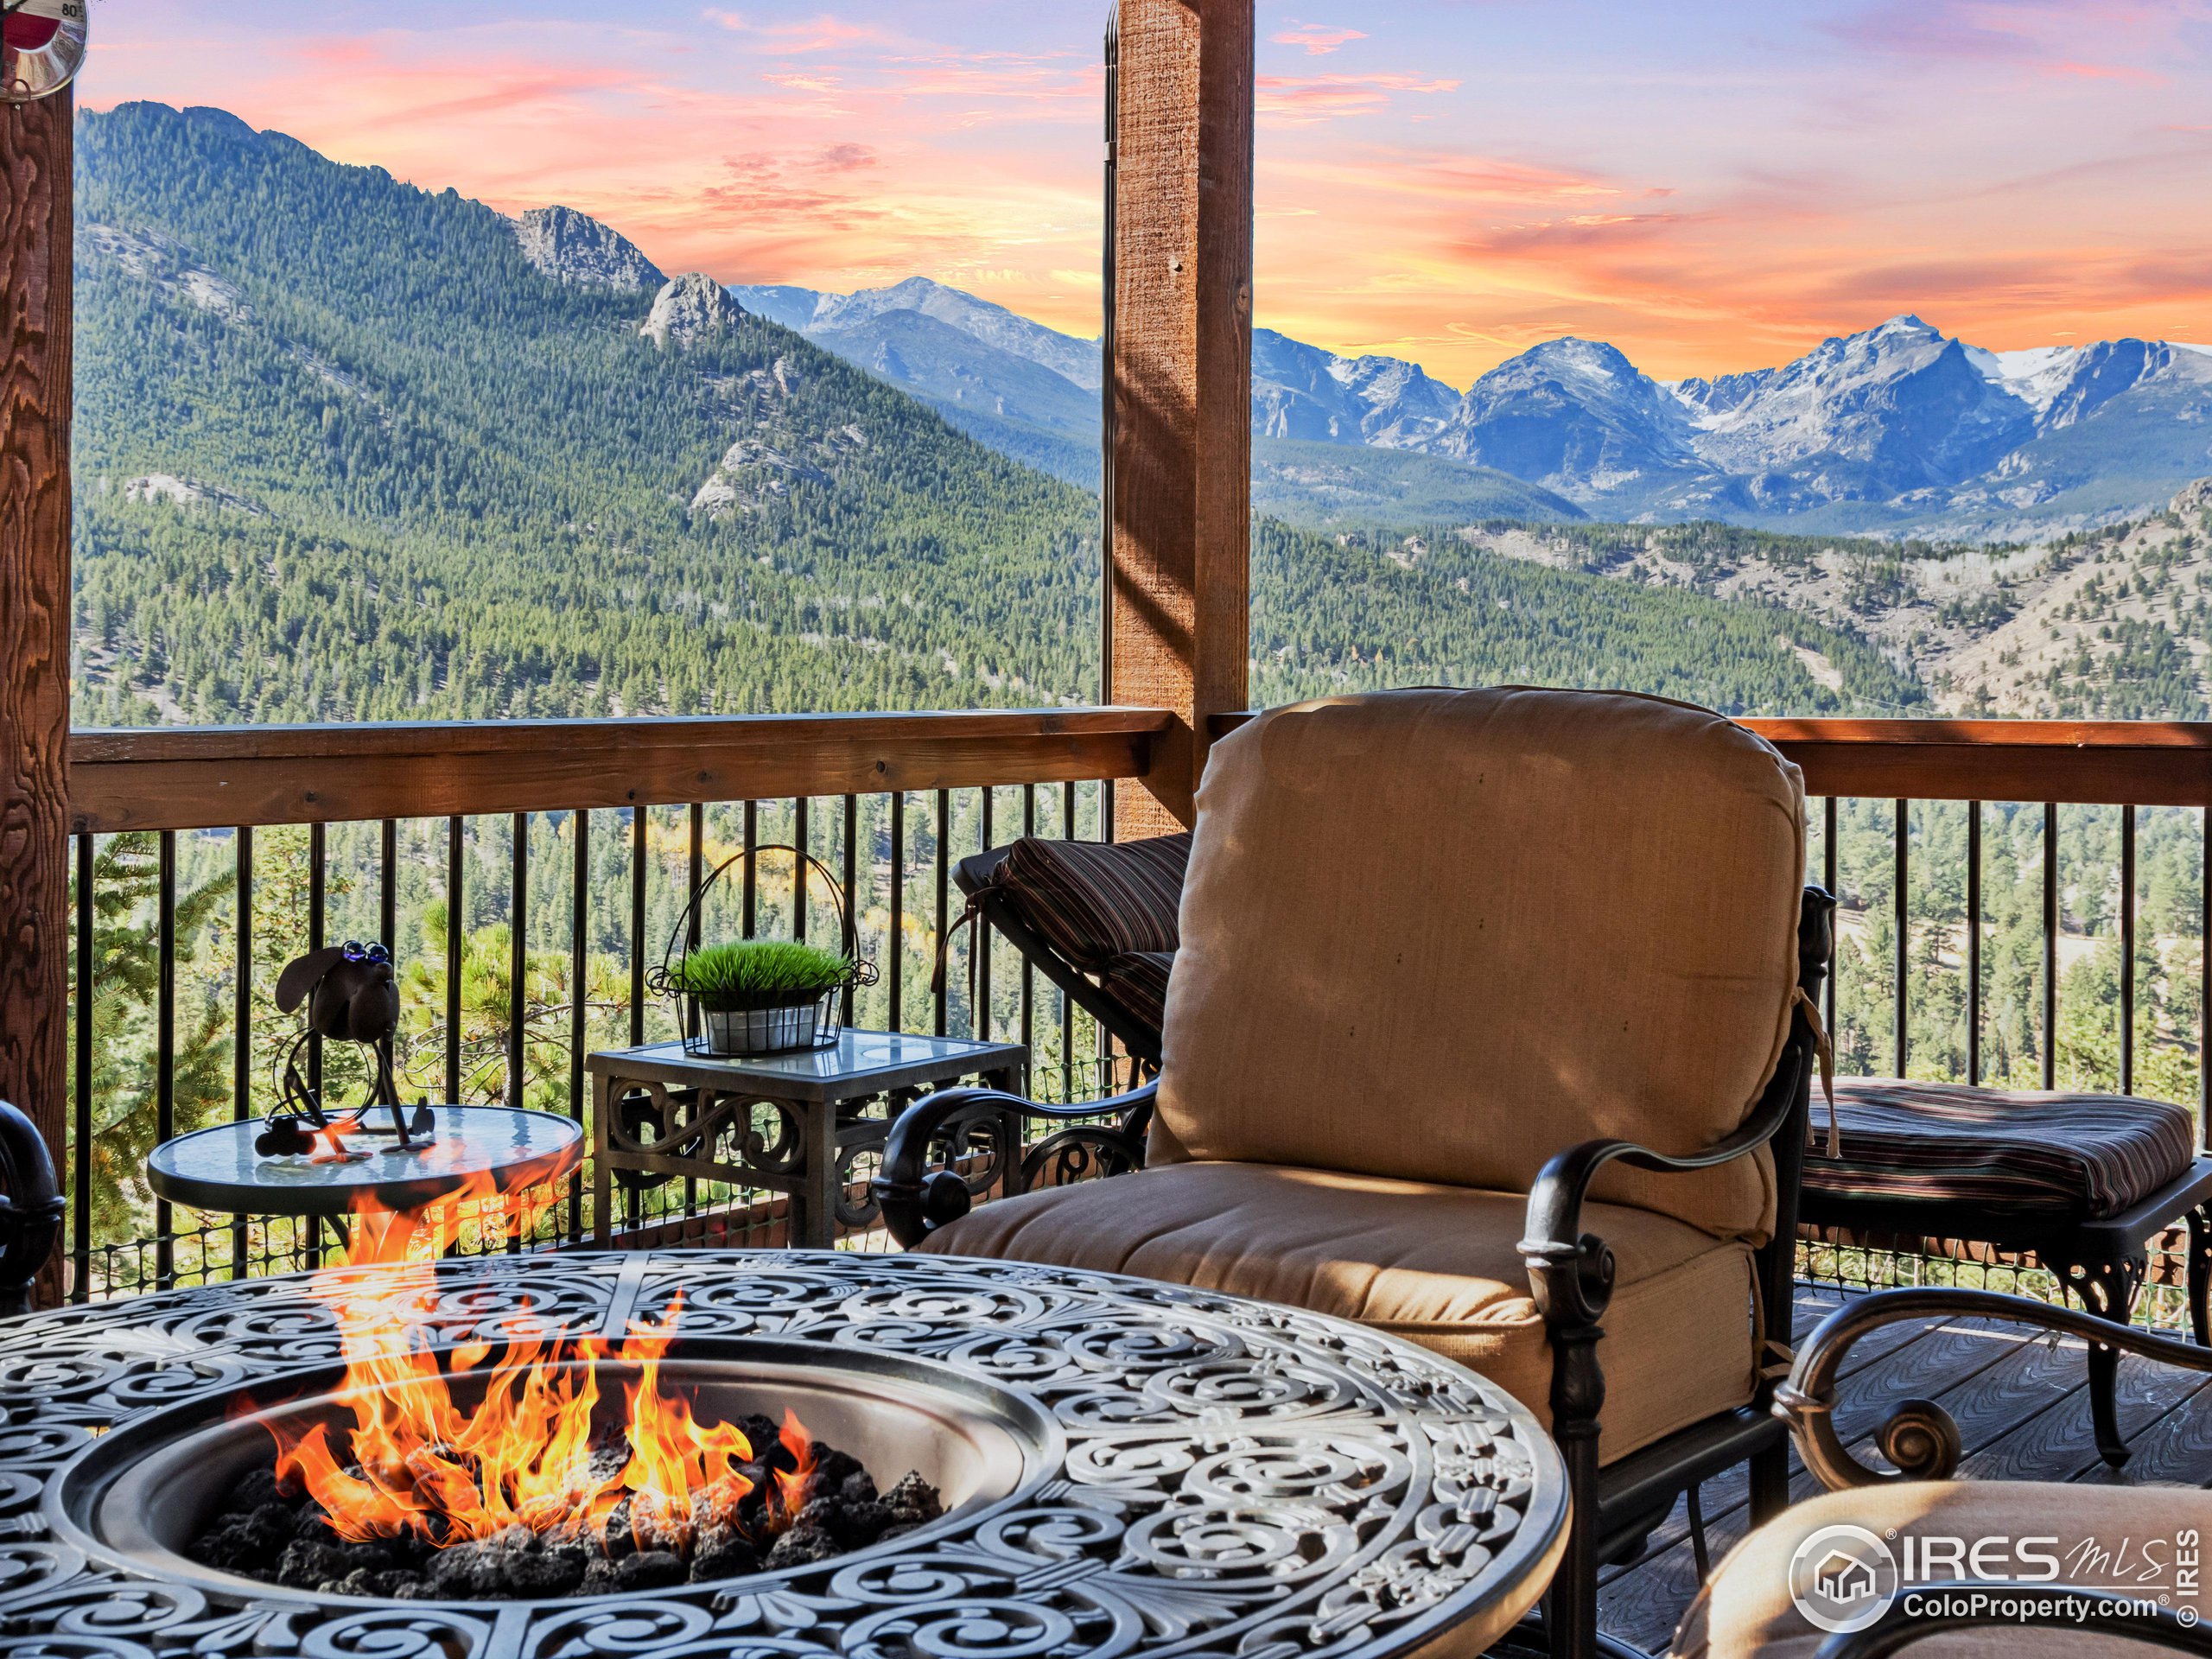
[64,706,2212,1306]
[62,709,1167,1299]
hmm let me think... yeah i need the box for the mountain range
[505,193,2212,542]
[705,271,2212,542]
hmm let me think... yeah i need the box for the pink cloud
[699,10,882,54]
[1273,22,1369,56]
[1257,72,1459,124]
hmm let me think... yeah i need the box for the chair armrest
[1818,1582,2212,1659]
[874,1081,1159,1248]
[1775,1285,2212,1491]
[1518,1013,1813,1330]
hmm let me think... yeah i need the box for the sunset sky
[81,0,2212,386]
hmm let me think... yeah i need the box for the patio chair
[1675,1285,2212,1659]
[878,686,1835,1659]
[948,831,1188,1068]
[0,1098,62,1319]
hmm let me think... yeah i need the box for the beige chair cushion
[1154,687,1807,1242]
[919,1160,1760,1465]
[1676,1480,2212,1659]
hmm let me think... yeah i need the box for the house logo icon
[1789,1523,1901,1634]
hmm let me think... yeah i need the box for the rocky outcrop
[511,207,664,292]
[642,274,744,348]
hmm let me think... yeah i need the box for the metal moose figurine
[257,942,435,1160]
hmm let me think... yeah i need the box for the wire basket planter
[646,844,879,1058]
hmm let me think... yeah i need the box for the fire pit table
[0,1250,1567,1659]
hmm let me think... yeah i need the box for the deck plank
[1961,1347,2210,1484]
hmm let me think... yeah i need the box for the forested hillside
[1446,484,2212,718]
[74,103,1103,725]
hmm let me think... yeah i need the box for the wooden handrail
[72,705,2212,836]
[1209,711,2212,808]
[69,708,1173,834]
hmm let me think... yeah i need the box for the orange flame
[264,1173,795,1554]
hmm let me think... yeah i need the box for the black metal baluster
[2121,804,2137,1096]
[156,831,177,1291]
[934,790,950,1037]
[1061,782,1076,1102]
[2202,807,2210,1150]
[307,822,327,1270]
[842,797,859,1026]
[627,808,647,1234]
[629,810,648,1049]
[890,792,906,1029]
[1822,797,1839,1038]
[509,814,528,1109]
[2044,802,2059,1090]
[232,827,253,1281]
[698,800,716,942]
[379,819,397,950]
[689,801,706,1226]
[737,801,752,938]
[794,799,810,941]
[977,789,994,1040]
[1967,802,1982,1088]
[1892,798,1908,1078]
[445,818,463,1108]
[569,810,589,1245]
[508,814,529,1255]
[1021,786,1037,1058]
[72,832,92,1302]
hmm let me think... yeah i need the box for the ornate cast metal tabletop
[144,1106,584,1219]
[0,1250,1567,1659]
[587,1032,1028,1249]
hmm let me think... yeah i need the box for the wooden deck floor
[1597,1283,2212,1655]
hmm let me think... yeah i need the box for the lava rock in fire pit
[689,1522,760,1584]
[615,1549,688,1592]
[191,1440,944,1603]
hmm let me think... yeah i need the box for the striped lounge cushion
[1101,950,1175,1032]
[1806,1078,2198,1219]
[991,834,1190,971]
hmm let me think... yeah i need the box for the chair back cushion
[1152,687,1806,1240]
[991,834,1190,970]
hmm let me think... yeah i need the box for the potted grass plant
[666,938,856,1057]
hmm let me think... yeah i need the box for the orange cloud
[1273,22,1369,56]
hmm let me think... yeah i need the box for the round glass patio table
[144,1106,582,1218]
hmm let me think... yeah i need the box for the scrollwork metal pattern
[0,1252,1564,1659]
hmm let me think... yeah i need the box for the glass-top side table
[143,1106,584,1221]
[584,1029,1028,1249]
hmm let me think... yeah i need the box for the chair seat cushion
[989,834,1189,971]
[1099,950,1173,1032]
[1675,1478,2212,1659]
[918,1160,1760,1465]
[1807,1078,2199,1220]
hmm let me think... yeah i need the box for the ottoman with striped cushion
[1802,1076,2212,1468]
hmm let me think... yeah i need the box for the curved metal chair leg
[2186,1204,2212,1348]
[2054,1251,2145,1470]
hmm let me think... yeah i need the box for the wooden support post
[0,92,72,1309]
[1109,0,1253,836]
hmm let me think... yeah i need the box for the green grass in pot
[669,941,854,1013]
